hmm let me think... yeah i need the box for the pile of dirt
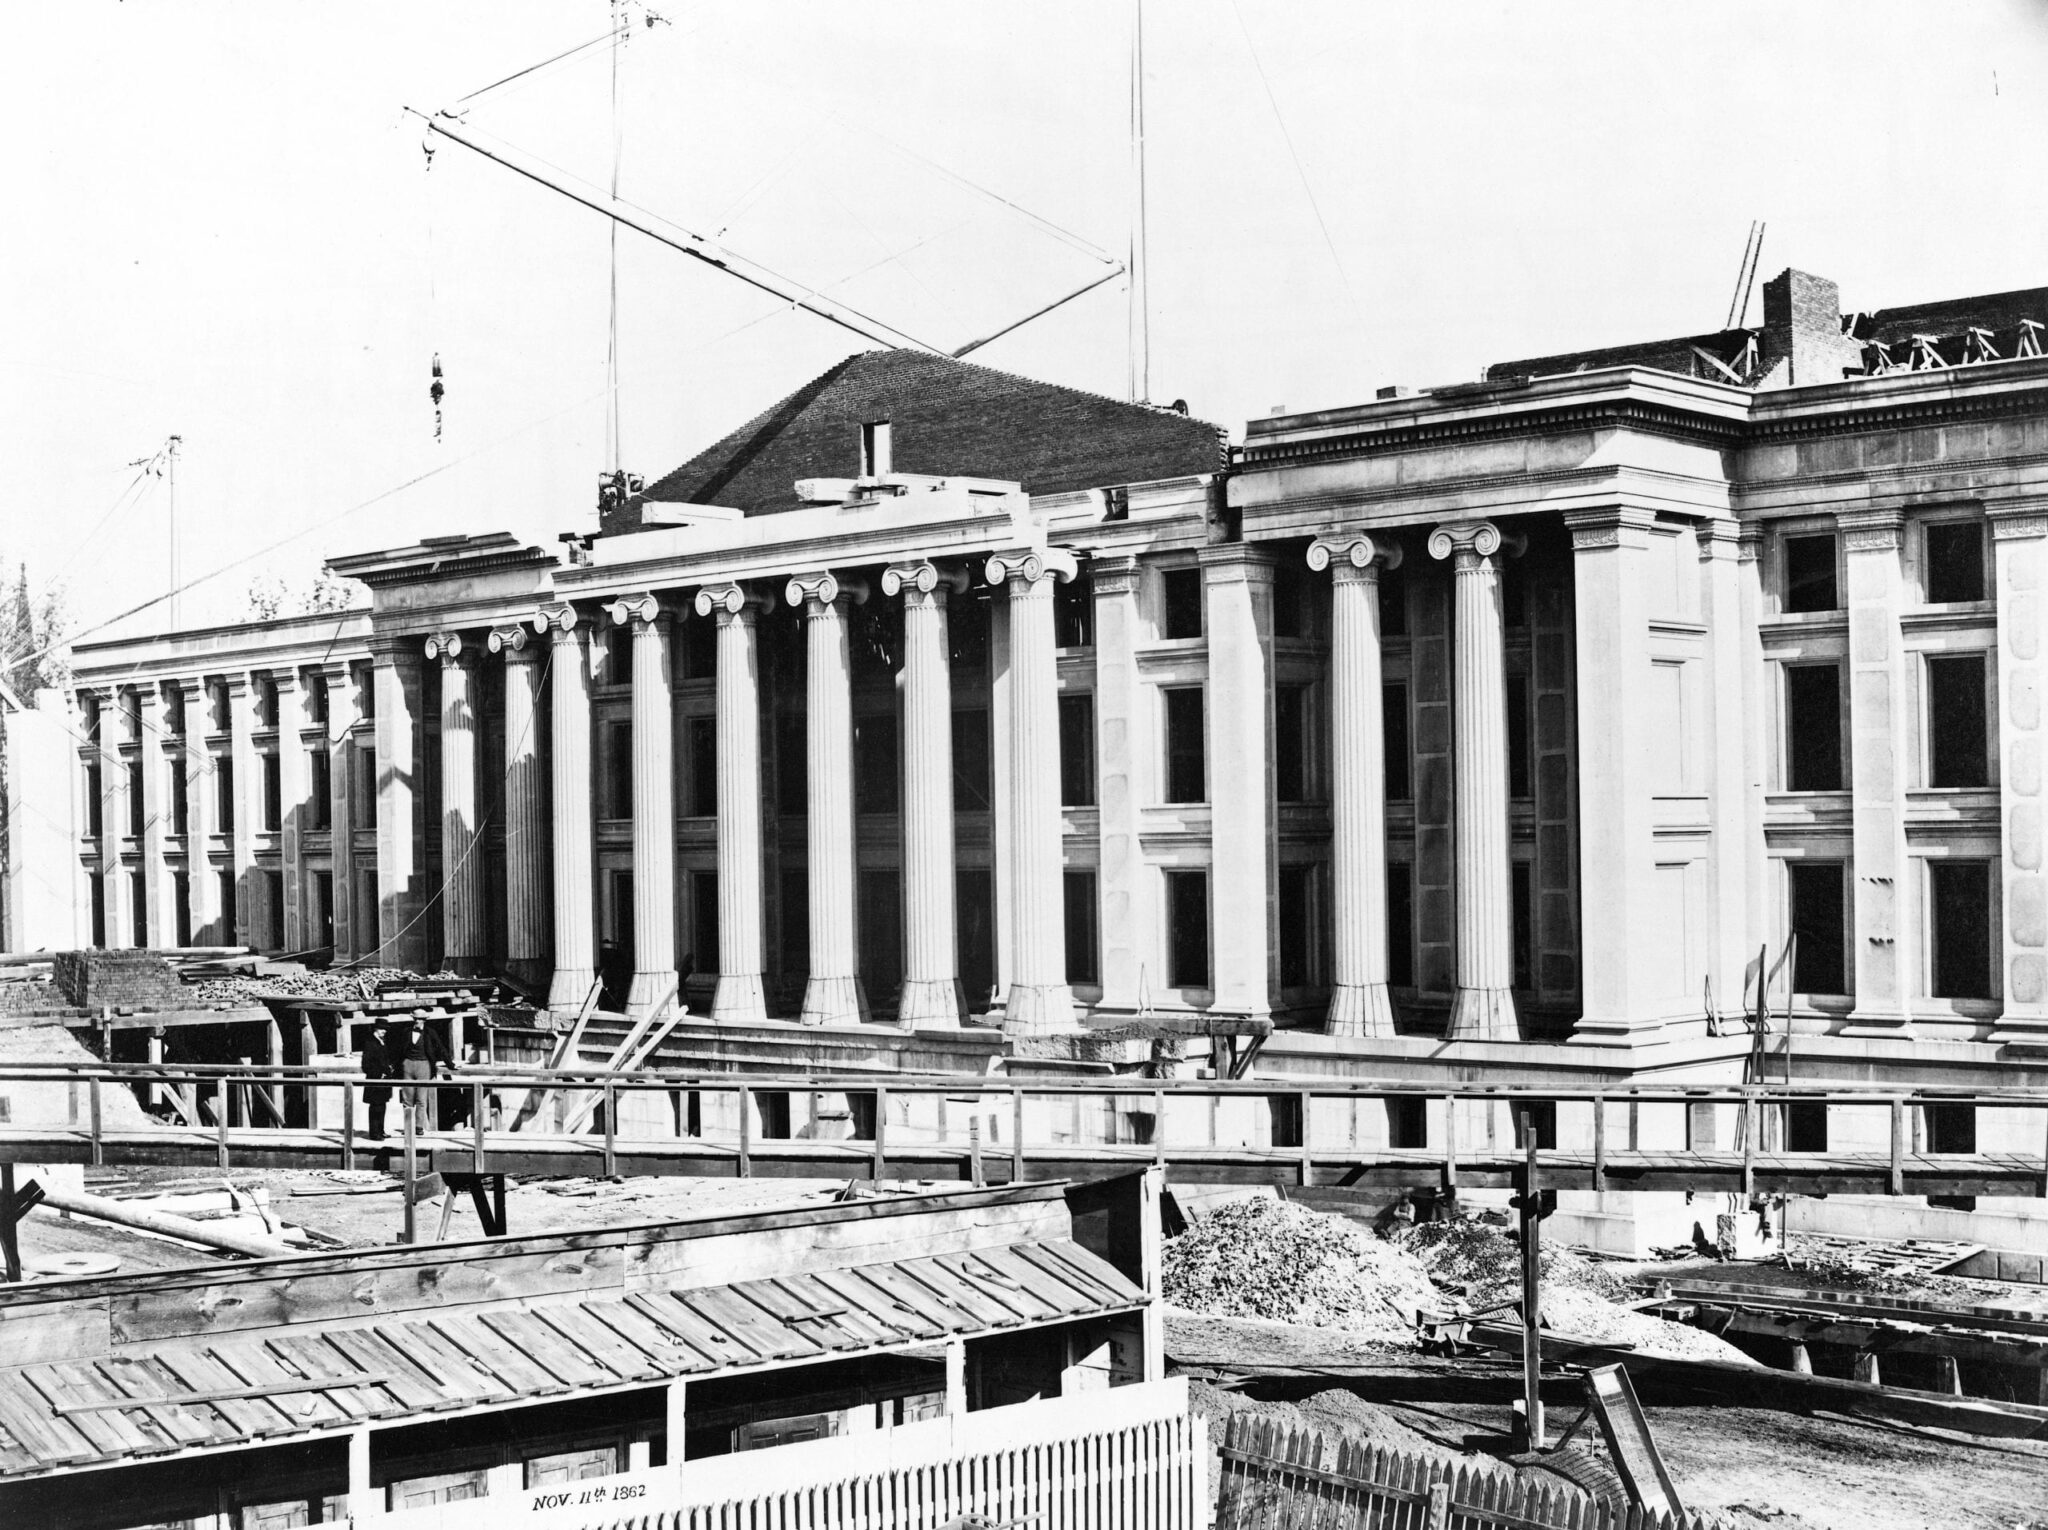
[1536,1286,1761,1364]
[1187,1378,1448,1455]
[1396,1218,1631,1307]
[1164,1197,1438,1345]
[187,967,461,1005]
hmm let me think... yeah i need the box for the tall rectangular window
[89,872,106,947]
[311,870,333,953]
[854,715,899,814]
[603,721,633,818]
[951,710,991,811]
[263,870,284,948]
[127,760,144,838]
[1378,560,1408,637]
[1278,864,1315,988]
[1925,521,1986,604]
[604,626,634,686]
[218,869,236,935]
[1063,871,1099,986]
[260,753,281,832]
[130,870,148,947]
[173,872,191,948]
[1272,559,1308,640]
[1274,685,1310,804]
[217,757,235,832]
[1930,858,1993,1000]
[354,744,377,827]
[858,867,902,999]
[1163,687,1206,804]
[1054,574,1094,648]
[681,617,717,681]
[170,762,189,836]
[1506,675,1532,801]
[780,868,809,981]
[1383,685,1411,800]
[1164,869,1210,989]
[1789,860,1847,995]
[1386,861,1414,988]
[1927,654,1989,788]
[1784,533,1839,612]
[85,764,103,838]
[1512,861,1533,990]
[1160,568,1203,640]
[1785,663,1843,791]
[307,748,330,830]
[687,717,717,817]
[1058,694,1096,807]
[957,867,995,1010]
[690,869,719,975]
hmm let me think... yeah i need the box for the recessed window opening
[1926,654,1989,788]
[1929,859,1993,1001]
[1784,533,1839,613]
[1163,687,1206,804]
[1925,521,1986,604]
[1785,664,1844,791]
[1160,568,1203,640]
[1164,869,1210,989]
[1788,861,1847,995]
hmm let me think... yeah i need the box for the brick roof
[622,349,1226,534]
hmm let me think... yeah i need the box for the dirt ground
[1166,1309,2048,1530]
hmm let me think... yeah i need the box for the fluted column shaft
[789,573,868,1026]
[538,608,597,1011]
[698,584,768,1024]
[177,680,222,945]
[370,643,430,971]
[274,671,308,952]
[319,664,359,961]
[426,634,485,976]
[990,551,1076,1033]
[1429,521,1520,1040]
[1311,535,1400,1037]
[134,685,166,947]
[227,675,263,951]
[491,626,549,987]
[609,595,681,1020]
[887,562,967,1028]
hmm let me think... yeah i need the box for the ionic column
[1991,503,2048,1041]
[370,639,430,971]
[1089,557,1150,1011]
[884,559,970,1029]
[536,605,597,1011]
[424,633,486,976]
[227,674,263,951]
[94,688,135,947]
[319,662,358,961]
[273,668,308,952]
[606,593,681,1020]
[1428,521,1521,1040]
[490,625,550,990]
[134,683,166,947]
[988,548,1078,1034]
[786,572,869,1027]
[1309,533,1402,1037]
[696,583,769,1024]
[176,679,222,946]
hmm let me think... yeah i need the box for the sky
[8,1,2048,644]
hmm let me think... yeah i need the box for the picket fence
[1217,1414,1727,1530]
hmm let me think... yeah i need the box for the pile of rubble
[185,967,461,1005]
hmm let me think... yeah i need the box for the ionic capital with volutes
[1428,518,1527,566]
[422,631,474,665]
[784,570,869,610]
[695,581,767,622]
[880,560,971,602]
[604,591,670,630]
[487,624,541,662]
[533,601,583,638]
[1308,532,1403,581]
[984,546,1078,589]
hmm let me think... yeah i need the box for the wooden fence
[1217,1414,1727,1530]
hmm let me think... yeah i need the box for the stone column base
[546,965,599,1013]
[1446,985,1519,1041]
[1325,983,1396,1038]
[624,969,680,1022]
[800,975,869,1027]
[711,972,768,1026]
[1003,983,1077,1036]
[1991,1011,2048,1049]
[897,978,965,1030]
[1841,1013,1918,1040]
[1566,1013,1671,1047]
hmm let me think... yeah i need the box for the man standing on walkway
[361,1020,395,1140]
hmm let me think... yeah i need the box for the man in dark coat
[361,1020,395,1139]
[398,1018,452,1133]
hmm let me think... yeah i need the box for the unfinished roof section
[0,1182,1145,1481]
[625,350,1227,534]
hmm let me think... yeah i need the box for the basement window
[1789,861,1848,996]
[1926,654,1989,788]
[1387,1095,1426,1150]
[1924,1103,1977,1155]
[1783,533,1839,613]
[1511,1101,1556,1150]
[1784,664,1844,791]
[1924,521,1986,604]
[1785,1101,1829,1153]
[1160,568,1203,640]
[1929,859,1993,1001]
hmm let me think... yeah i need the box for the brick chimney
[1760,269,1864,387]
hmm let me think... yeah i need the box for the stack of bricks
[52,950,189,1012]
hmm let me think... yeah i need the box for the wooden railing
[1217,1413,1727,1530]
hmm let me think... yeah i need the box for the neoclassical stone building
[14,270,2048,1071]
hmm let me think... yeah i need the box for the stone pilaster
[1697,520,1757,1012]
[490,625,550,990]
[606,593,681,1021]
[1428,520,1521,1040]
[80,688,124,946]
[536,605,598,1012]
[1991,503,2048,1042]
[1563,507,1660,1043]
[1201,544,1277,1019]
[787,571,869,1027]
[133,684,166,947]
[1088,557,1150,1013]
[1839,509,1916,1035]
[1309,533,1401,1037]
[424,634,486,976]
[227,674,264,952]
[988,547,1079,1034]
[273,669,308,953]
[370,640,430,972]
[176,679,221,946]
[695,582,769,1025]
[318,662,358,962]
[884,559,970,1029]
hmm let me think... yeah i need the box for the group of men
[358,1017,463,1139]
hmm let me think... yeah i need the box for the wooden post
[664,1380,688,1468]
[968,1115,984,1187]
[872,1086,888,1183]
[1012,1089,1026,1185]
[348,1426,374,1518]
[944,1338,967,1415]
[471,1083,486,1175]
[602,1079,617,1178]
[1592,1095,1607,1193]
[266,1018,284,1123]
[0,1165,20,1284]
[1890,1097,1906,1196]
[402,1106,417,1245]
[340,1080,355,1170]
[1298,1087,1314,1188]
[1152,1089,1167,1166]
[1519,1109,1544,1450]
[737,1085,751,1179]
[1424,1480,1451,1530]
[88,1079,103,1168]
[216,1078,230,1172]
[146,1026,165,1113]
[1139,1165,1166,1383]
[1441,1095,1459,1200]
[1854,1351,1881,1385]
[1934,1354,1963,1396]
[1741,1093,1756,1198]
